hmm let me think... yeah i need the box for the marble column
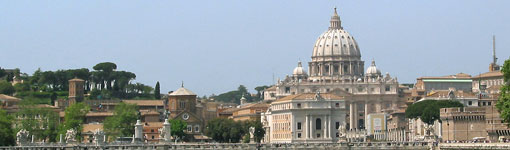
[349,102,355,130]
[328,115,331,138]
[375,102,382,113]
[364,102,369,130]
[310,115,313,139]
[306,115,309,139]
[292,115,295,139]
[353,103,358,129]
[323,115,327,139]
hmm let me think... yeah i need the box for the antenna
[493,35,497,64]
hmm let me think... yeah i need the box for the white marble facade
[272,8,402,130]
[261,93,346,143]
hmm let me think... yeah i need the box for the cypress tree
[155,81,161,99]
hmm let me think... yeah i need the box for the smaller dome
[293,61,307,76]
[366,60,381,75]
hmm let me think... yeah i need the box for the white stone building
[261,92,346,143]
[273,8,403,130]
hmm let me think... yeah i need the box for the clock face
[182,113,189,120]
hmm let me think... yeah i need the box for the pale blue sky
[1,1,509,96]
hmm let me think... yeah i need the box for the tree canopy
[154,81,161,100]
[205,118,265,143]
[496,58,510,124]
[0,80,15,95]
[169,119,187,140]
[15,102,59,142]
[0,109,15,146]
[104,102,139,139]
[212,85,254,104]
[254,85,270,100]
[58,102,90,141]
[405,100,463,124]
[5,62,156,105]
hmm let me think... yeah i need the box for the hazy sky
[1,1,509,96]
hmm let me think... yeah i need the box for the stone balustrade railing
[0,142,433,150]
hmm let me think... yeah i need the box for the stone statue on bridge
[65,129,77,143]
[93,129,105,144]
[249,126,255,143]
[338,123,347,143]
[16,129,30,146]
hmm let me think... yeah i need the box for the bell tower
[69,78,85,103]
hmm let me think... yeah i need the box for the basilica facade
[265,8,405,131]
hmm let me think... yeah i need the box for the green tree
[0,80,15,95]
[405,100,463,124]
[16,102,59,142]
[497,59,510,124]
[241,120,265,143]
[0,67,6,79]
[0,109,15,146]
[93,62,117,90]
[104,102,138,139]
[154,81,161,99]
[57,102,90,141]
[205,118,245,143]
[213,85,254,104]
[50,92,57,105]
[169,119,187,140]
[254,85,270,100]
[14,82,31,93]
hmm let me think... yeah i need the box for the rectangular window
[336,122,340,129]
[335,103,340,107]
[297,122,302,130]
[195,125,200,133]
[285,87,290,93]
[297,103,301,108]
[488,102,492,106]
[468,101,472,106]
[317,134,321,138]
[187,125,192,132]
[385,86,390,91]
[180,101,186,109]
[298,133,302,138]
[345,88,349,92]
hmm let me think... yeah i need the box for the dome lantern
[329,7,342,30]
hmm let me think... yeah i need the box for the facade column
[328,63,332,76]
[340,63,344,75]
[292,115,295,140]
[349,102,355,130]
[308,115,314,139]
[328,115,331,138]
[353,102,358,129]
[349,62,352,75]
[323,115,327,139]
[364,102,369,129]
[375,102,382,113]
[305,115,309,139]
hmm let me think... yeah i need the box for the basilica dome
[312,8,361,58]
[308,8,365,81]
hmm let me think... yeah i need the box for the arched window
[316,118,322,130]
